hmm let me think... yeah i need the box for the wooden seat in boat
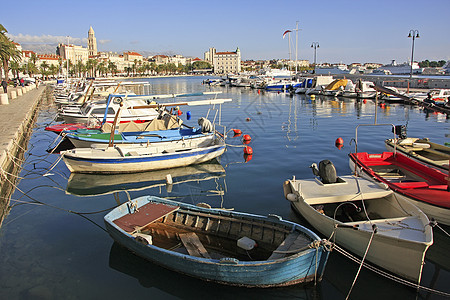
[268,231,311,260]
[179,232,211,259]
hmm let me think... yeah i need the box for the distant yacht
[375,60,423,75]
[314,64,350,75]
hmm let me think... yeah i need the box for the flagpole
[295,21,298,74]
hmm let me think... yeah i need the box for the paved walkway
[0,86,46,160]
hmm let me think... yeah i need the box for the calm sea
[0,76,448,300]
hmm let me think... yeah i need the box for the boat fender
[318,160,338,184]
[286,193,298,202]
[237,236,257,251]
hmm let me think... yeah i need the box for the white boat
[322,79,354,97]
[283,160,433,283]
[58,95,159,125]
[314,64,350,75]
[375,60,423,75]
[304,76,334,95]
[341,80,377,99]
[62,133,226,174]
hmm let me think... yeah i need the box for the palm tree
[10,60,20,79]
[0,24,22,82]
[97,61,107,77]
[40,61,50,79]
[107,61,117,76]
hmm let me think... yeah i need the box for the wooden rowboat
[385,137,450,172]
[62,134,226,174]
[104,196,331,287]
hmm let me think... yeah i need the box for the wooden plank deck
[113,202,179,233]
[179,232,211,258]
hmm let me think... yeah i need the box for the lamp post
[407,30,419,79]
[311,42,319,74]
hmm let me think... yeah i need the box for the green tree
[40,61,50,79]
[0,24,22,82]
[107,61,117,76]
[192,61,211,70]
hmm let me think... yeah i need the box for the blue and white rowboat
[62,135,226,174]
[104,196,331,287]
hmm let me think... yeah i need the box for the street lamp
[407,30,419,79]
[311,42,319,74]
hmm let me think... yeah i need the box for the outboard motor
[392,125,407,139]
[318,160,337,184]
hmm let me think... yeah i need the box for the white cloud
[6,33,87,45]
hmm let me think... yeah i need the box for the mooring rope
[345,224,377,300]
[334,243,450,298]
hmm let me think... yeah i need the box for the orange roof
[192,57,202,61]
[38,54,60,60]
[22,50,35,57]
[126,51,142,56]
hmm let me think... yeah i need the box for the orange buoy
[244,146,253,155]
[258,89,260,94]
[380,103,385,109]
[177,110,183,116]
[335,137,344,149]
[244,154,253,162]
[243,134,251,141]
[363,99,367,104]
[233,129,242,135]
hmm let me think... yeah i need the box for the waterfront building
[87,26,98,57]
[57,43,89,63]
[124,51,143,62]
[204,47,241,74]
[153,55,169,65]
[37,54,60,68]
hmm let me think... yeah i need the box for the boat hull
[63,142,226,174]
[349,153,450,226]
[104,196,330,287]
[284,176,433,282]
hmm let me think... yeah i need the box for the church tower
[87,26,97,56]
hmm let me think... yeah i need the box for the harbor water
[0,76,448,299]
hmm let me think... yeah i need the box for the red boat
[349,151,450,226]
[45,123,99,134]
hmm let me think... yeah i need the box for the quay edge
[0,84,48,228]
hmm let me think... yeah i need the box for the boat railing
[352,124,398,175]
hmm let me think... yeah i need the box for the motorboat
[283,159,433,283]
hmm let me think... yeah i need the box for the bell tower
[87,26,97,56]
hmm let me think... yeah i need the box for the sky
[2,0,450,65]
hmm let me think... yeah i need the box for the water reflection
[66,162,226,197]
[109,242,321,300]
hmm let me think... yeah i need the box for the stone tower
[87,26,97,56]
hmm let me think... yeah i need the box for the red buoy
[233,129,242,135]
[243,134,251,141]
[244,154,253,162]
[335,137,344,149]
[363,99,367,104]
[380,103,385,109]
[177,110,183,116]
[244,146,253,155]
